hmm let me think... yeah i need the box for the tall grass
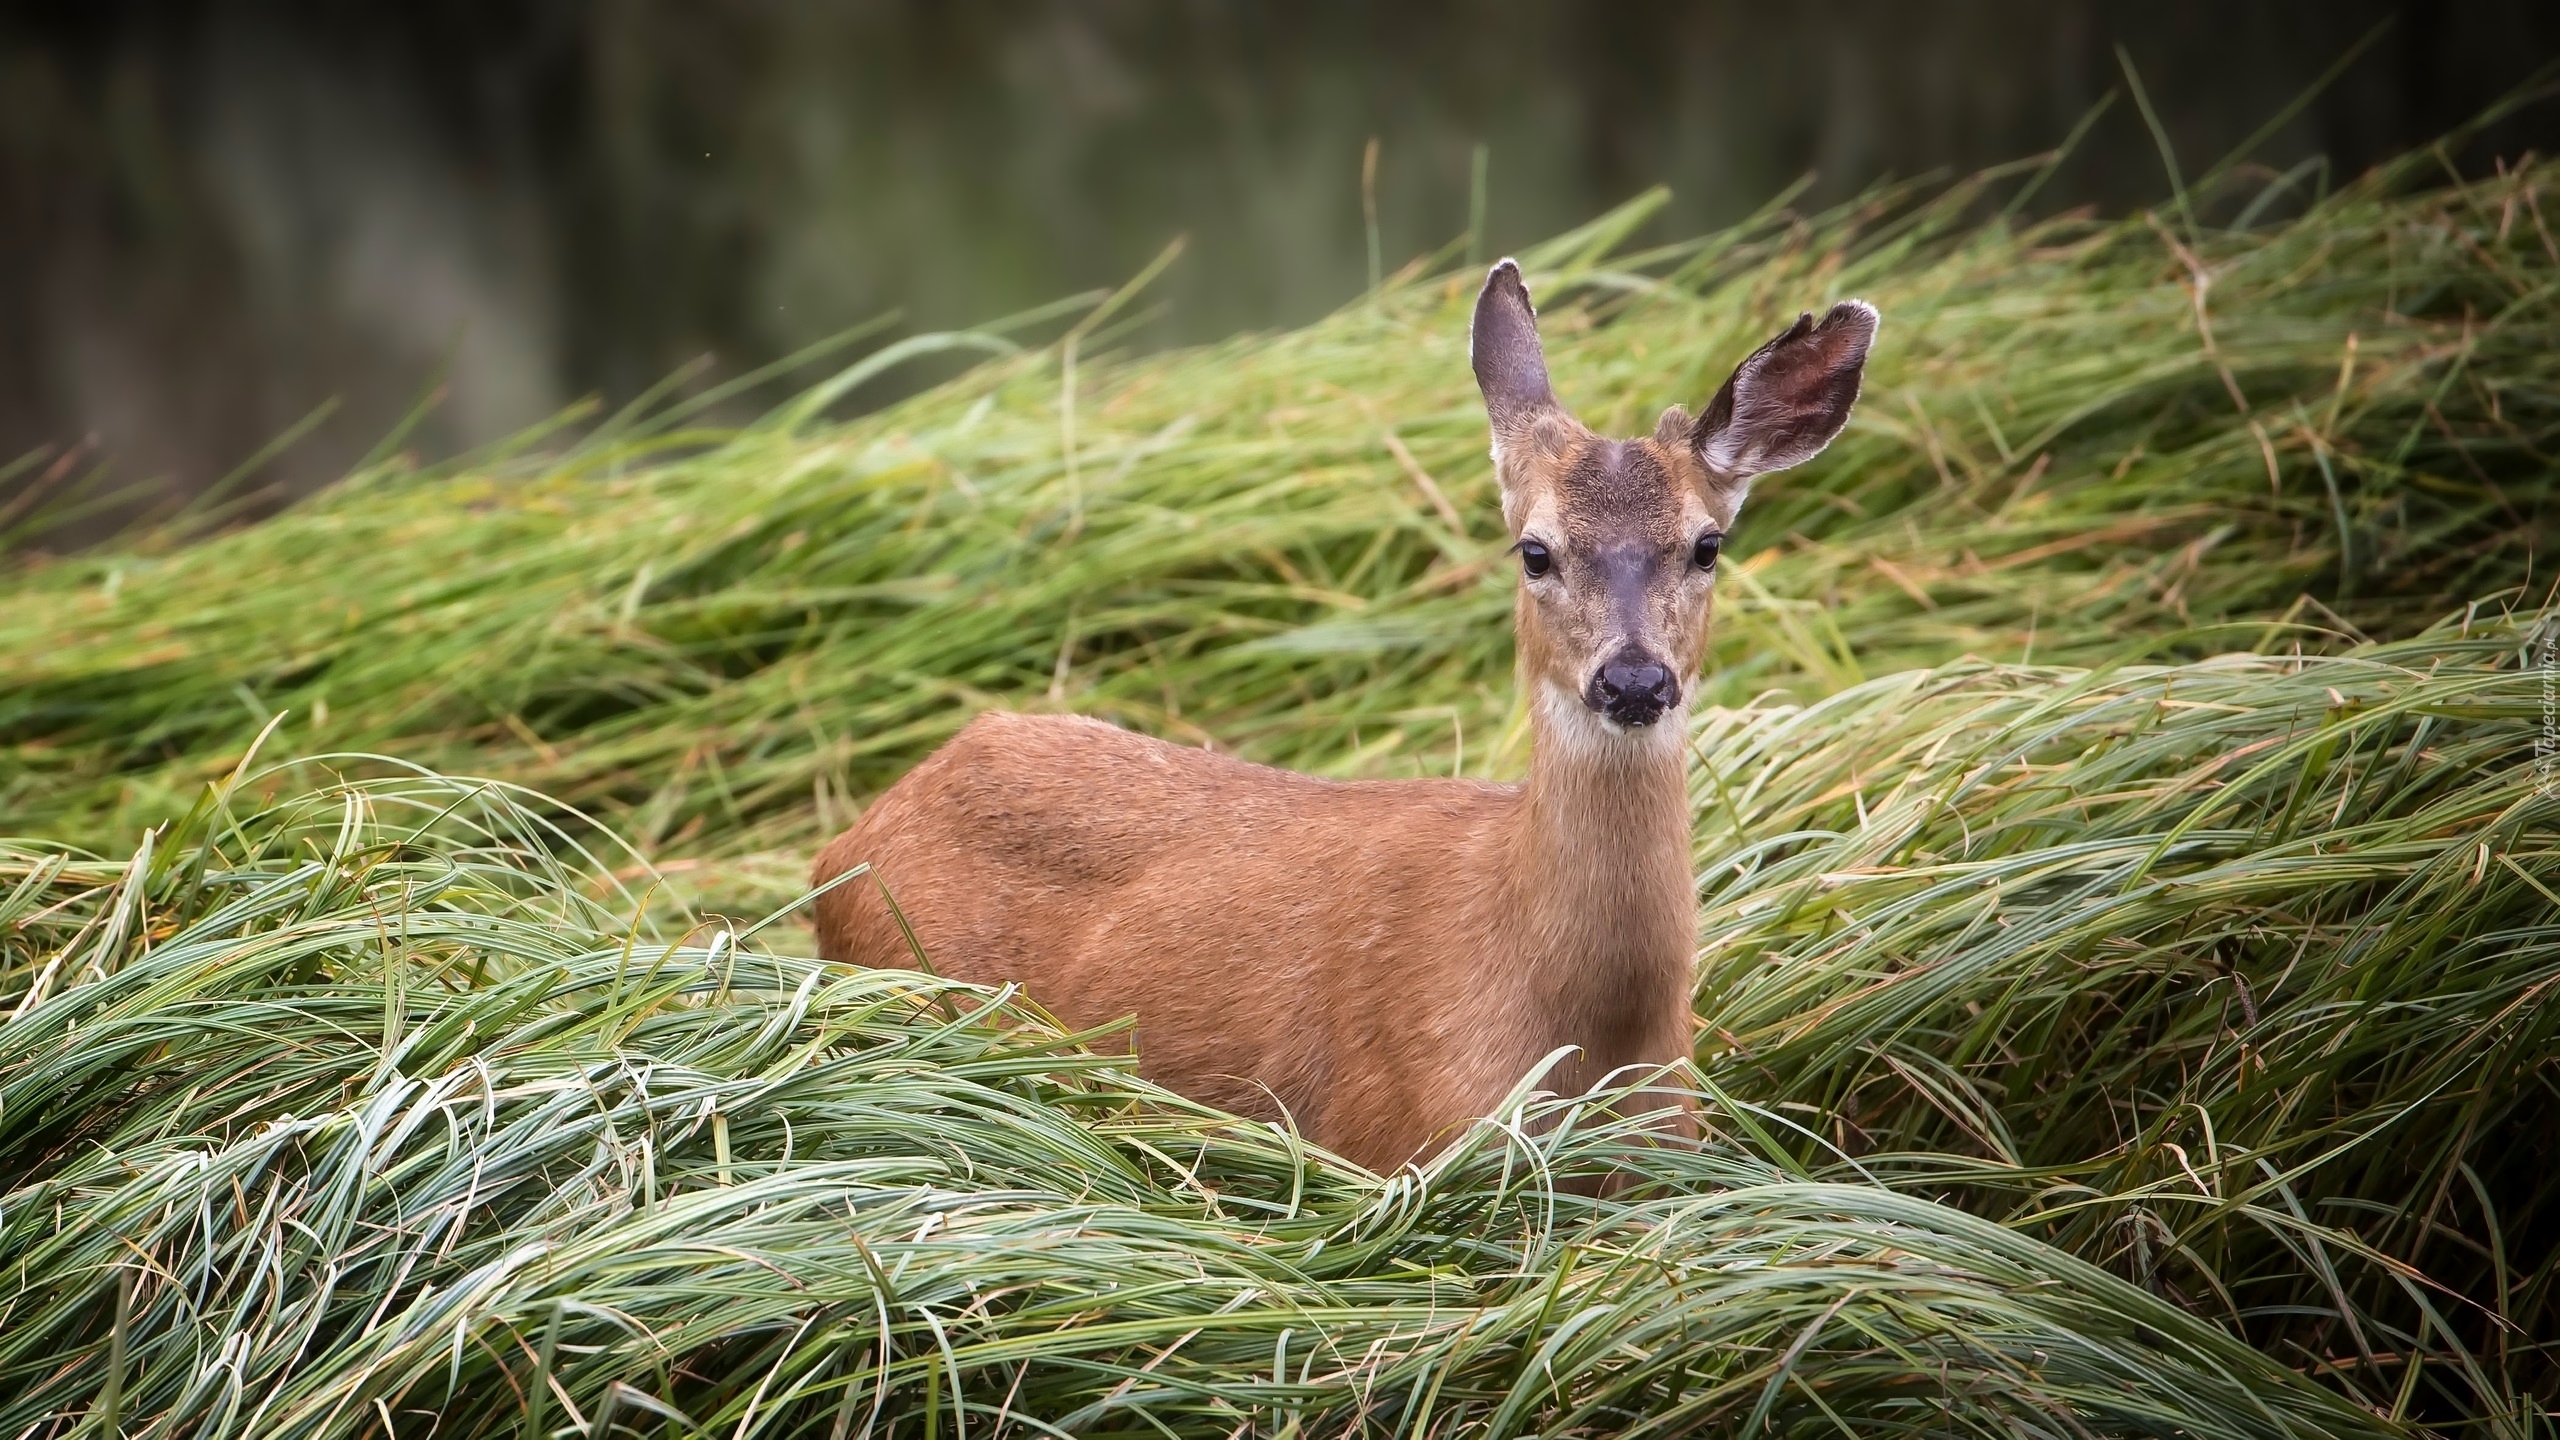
[2,140,2555,864]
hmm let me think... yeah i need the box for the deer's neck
[1502,688,1698,1052]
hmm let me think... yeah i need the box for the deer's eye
[1517,539,1554,579]
[1692,533,1724,571]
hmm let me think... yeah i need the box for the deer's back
[810,711,1534,1163]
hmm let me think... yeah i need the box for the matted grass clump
[1689,617,2560,1425]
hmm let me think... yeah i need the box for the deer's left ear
[1691,300,1877,491]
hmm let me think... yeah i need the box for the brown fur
[812,264,1876,1171]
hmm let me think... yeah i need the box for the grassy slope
[2,145,2558,1434]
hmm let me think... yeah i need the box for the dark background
[4,1,2556,540]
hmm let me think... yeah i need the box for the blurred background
[4,0,2556,543]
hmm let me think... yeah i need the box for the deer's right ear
[1471,259,1557,448]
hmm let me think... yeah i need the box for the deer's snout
[1587,650,1678,728]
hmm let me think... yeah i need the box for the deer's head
[1470,260,1875,746]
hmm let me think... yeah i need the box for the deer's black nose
[1587,652,1678,728]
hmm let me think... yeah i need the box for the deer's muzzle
[1587,650,1677,728]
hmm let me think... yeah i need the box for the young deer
[813,262,1876,1171]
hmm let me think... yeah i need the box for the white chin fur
[1535,682,1688,761]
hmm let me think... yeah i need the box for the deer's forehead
[1513,437,1718,543]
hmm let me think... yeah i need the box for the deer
[812,261,1877,1172]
